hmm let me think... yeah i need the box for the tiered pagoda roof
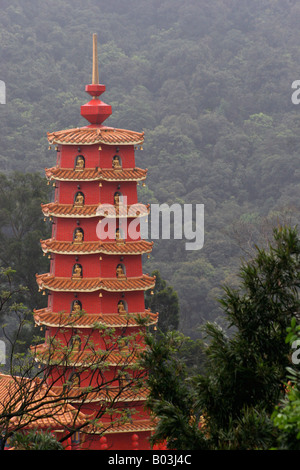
[33,307,158,329]
[41,202,150,218]
[50,385,150,404]
[102,419,156,435]
[45,167,147,182]
[36,273,156,293]
[31,342,144,367]
[40,239,153,256]
[47,126,144,147]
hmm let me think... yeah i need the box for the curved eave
[41,203,150,219]
[47,126,144,147]
[40,239,154,256]
[98,419,156,435]
[41,203,99,219]
[36,273,156,293]
[50,385,150,404]
[45,167,148,182]
[31,343,143,367]
[33,308,159,329]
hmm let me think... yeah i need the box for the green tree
[271,317,300,450]
[196,225,300,449]
[142,330,208,450]
[9,429,64,450]
[0,171,51,310]
[144,226,300,450]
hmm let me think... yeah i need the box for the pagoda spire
[92,33,99,85]
[81,33,112,126]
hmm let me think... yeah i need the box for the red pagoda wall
[35,34,157,450]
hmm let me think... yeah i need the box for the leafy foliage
[142,330,208,450]
[145,270,180,332]
[196,226,300,448]
[272,318,300,450]
[144,226,300,449]
[9,429,64,450]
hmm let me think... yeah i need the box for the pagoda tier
[40,239,153,256]
[45,166,147,182]
[33,308,158,328]
[41,202,150,219]
[36,273,155,293]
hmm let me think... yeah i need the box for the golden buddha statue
[116,264,126,279]
[72,264,82,279]
[74,192,84,206]
[114,192,121,206]
[72,300,82,314]
[73,228,84,244]
[112,155,122,170]
[118,300,127,315]
[75,155,85,171]
[70,373,80,387]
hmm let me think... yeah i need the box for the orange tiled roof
[31,342,143,367]
[33,307,158,328]
[0,373,87,431]
[47,126,144,146]
[45,166,147,182]
[40,238,153,255]
[50,385,150,404]
[83,416,157,437]
[98,168,147,182]
[36,273,156,293]
[41,202,150,218]
[42,202,98,218]
[101,418,156,435]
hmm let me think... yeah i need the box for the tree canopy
[143,226,300,450]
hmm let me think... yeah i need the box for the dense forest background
[0,0,299,338]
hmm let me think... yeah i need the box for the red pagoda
[33,34,158,450]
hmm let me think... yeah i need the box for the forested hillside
[0,0,299,337]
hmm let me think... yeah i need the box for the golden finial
[92,33,99,85]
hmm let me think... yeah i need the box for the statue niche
[116,263,126,279]
[71,299,82,314]
[117,300,127,315]
[73,227,84,244]
[112,155,122,170]
[69,372,81,388]
[74,191,85,207]
[74,155,85,171]
[114,191,122,207]
[72,263,83,280]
